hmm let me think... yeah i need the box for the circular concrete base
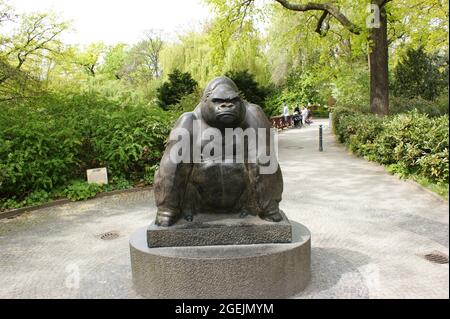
[129,221,311,298]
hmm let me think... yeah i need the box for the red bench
[270,115,292,130]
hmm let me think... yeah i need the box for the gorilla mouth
[217,112,236,119]
[217,113,237,124]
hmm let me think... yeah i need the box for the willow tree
[160,18,270,87]
[160,30,214,86]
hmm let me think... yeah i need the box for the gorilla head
[200,76,246,129]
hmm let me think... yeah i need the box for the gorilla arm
[154,112,195,226]
[245,103,283,222]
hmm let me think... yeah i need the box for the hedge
[333,107,449,185]
[0,91,177,209]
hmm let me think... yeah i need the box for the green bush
[64,181,103,201]
[0,90,176,204]
[333,108,449,185]
[312,105,330,118]
[0,198,23,211]
[157,69,198,110]
[262,90,283,117]
[391,47,448,101]
[390,94,449,116]
[143,164,159,185]
[23,190,50,206]
[103,176,133,192]
[225,69,272,108]
[88,105,173,182]
[332,107,359,143]
[172,90,202,112]
[0,189,51,211]
[0,94,86,198]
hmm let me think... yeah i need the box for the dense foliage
[0,92,176,209]
[225,69,274,110]
[392,47,449,101]
[157,69,198,110]
[390,95,449,117]
[333,108,449,189]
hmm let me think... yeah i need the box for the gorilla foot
[261,211,283,222]
[239,210,249,218]
[155,211,179,227]
[184,211,194,222]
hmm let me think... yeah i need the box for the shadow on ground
[294,247,371,299]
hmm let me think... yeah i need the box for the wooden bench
[270,115,292,130]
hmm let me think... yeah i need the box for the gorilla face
[202,83,246,128]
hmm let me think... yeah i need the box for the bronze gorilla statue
[154,76,283,227]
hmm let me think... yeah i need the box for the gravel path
[0,119,448,298]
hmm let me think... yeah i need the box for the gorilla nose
[220,103,235,110]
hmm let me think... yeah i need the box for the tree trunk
[368,3,389,116]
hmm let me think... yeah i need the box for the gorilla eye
[211,97,240,104]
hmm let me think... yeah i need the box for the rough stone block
[147,211,292,247]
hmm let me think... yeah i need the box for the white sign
[87,167,108,185]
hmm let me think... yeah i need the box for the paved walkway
[0,119,448,298]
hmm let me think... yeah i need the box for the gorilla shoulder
[172,111,198,131]
[245,102,271,128]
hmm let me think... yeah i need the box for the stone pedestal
[147,211,292,248]
[129,221,311,298]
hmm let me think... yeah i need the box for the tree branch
[228,0,254,32]
[315,11,329,36]
[380,0,393,8]
[274,0,361,35]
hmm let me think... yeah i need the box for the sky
[8,0,212,45]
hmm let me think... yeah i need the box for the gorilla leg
[181,182,202,222]
[256,164,283,222]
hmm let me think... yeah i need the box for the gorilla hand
[260,210,283,222]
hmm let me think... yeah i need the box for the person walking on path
[301,106,309,125]
[293,106,302,128]
[283,103,290,127]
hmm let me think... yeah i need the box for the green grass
[410,175,449,200]
[385,166,449,200]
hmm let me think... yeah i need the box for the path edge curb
[0,186,153,220]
